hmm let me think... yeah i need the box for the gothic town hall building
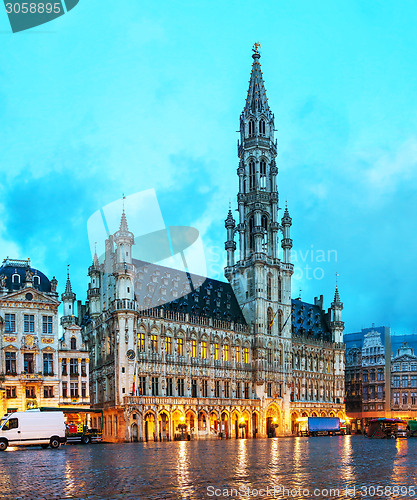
[84,47,346,442]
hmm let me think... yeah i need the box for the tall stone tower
[225,45,294,402]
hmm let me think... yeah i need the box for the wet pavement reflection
[0,436,416,499]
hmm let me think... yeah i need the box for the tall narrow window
[202,380,208,397]
[166,378,173,396]
[70,383,79,398]
[235,345,240,363]
[24,353,34,374]
[267,307,273,334]
[248,120,255,136]
[138,333,145,352]
[151,377,159,396]
[177,338,184,356]
[243,347,250,364]
[261,215,268,251]
[201,341,207,359]
[43,353,53,375]
[24,315,34,333]
[5,352,16,375]
[214,380,220,398]
[260,119,266,135]
[214,343,220,360]
[249,161,256,191]
[5,314,15,333]
[177,378,185,397]
[62,359,67,376]
[191,340,197,358]
[70,337,76,350]
[267,274,272,301]
[278,277,282,302]
[70,359,78,375]
[150,335,157,353]
[223,344,229,362]
[42,316,53,334]
[249,216,255,252]
[244,383,250,399]
[191,379,197,398]
[166,337,172,355]
[278,310,283,334]
[260,160,266,190]
[139,376,147,395]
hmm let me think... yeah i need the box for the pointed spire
[333,272,341,304]
[281,202,292,226]
[120,195,129,232]
[225,208,236,229]
[114,195,134,244]
[245,43,270,115]
[334,285,341,303]
[65,264,72,294]
[93,242,99,268]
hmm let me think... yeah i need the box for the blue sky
[1,0,417,334]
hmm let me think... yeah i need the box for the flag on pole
[282,311,291,331]
[269,309,278,329]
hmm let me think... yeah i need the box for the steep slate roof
[291,298,332,341]
[132,259,247,325]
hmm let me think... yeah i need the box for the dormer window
[33,276,40,286]
[12,274,20,284]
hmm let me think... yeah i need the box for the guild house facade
[84,46,346,442]
[0,259,90,415]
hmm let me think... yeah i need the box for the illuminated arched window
[249,161,255,191]
[266,273,272,301]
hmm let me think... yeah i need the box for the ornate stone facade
[84,46,345,442]
[0,259,89,414]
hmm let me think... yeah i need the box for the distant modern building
[0,258,89,414]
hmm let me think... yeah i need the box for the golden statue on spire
[253,42,261,53]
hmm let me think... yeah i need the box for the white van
[0,410,66,450]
